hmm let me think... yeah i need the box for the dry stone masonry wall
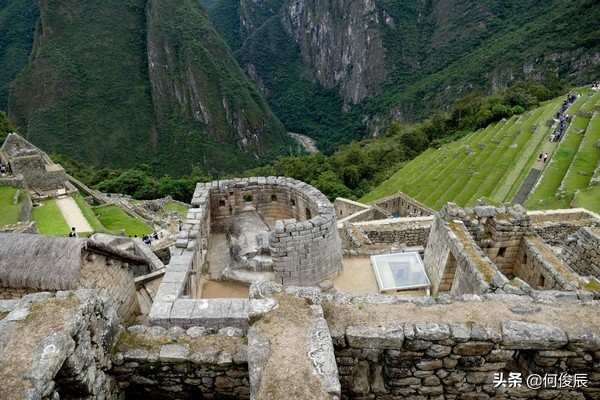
[372,192,435,218]
[112,325,249,399]
[561,227,600,279]
[149,177,342,329]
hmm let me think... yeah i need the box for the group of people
[552,115,570,142]
[142,231,160,245]
[0,163,10,177]
[592,81,600,89]
[552,93,577,143]
[538,151,549,163]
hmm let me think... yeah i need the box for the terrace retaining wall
[561,227,600,279]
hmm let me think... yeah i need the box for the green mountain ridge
[208,0,600,151]
[5,0,292,176]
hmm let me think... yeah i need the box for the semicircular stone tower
[192,177,343,286]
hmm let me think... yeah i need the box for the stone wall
[0,286,42,300]
[78,250,140,326]
[357,218,432,248]
[424,216,496,296]
[371,192,435,217]
[0,290,121,399]
[561,227,600,279]
[513,236,580,291]
[207,177,317,224]
[330,309,600,399]
[0,176,26,188]
[112,325,249,399]
[193,177,343,287]
[334,198,372,219]
[529,209,600,246]
[10,154,68,191]
[149,198,250,331]
[18,188,32,222]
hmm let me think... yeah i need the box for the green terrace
[0,187,22,226]
[363,86,600,214]
[526,90,600,211]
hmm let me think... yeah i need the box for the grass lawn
[163,201,190,218]
[572,186,600,214]
[526,117,590,209]
[0,187,21,226]
[73,194,106,233]
[93,205,153,237]
[33,199,71,236]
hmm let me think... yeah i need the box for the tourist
[538,151,543,161]
[69,227,78,237]
[543,153,548,163]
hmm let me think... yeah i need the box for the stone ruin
[0,133,76,197]
[1,184,600,399]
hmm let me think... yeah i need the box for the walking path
[56,196,92,233]
[511,92,579,204]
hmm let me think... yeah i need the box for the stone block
[346,322,404,349]
[414,323,450,341]
[501,320,567,349]
[454,341,494,356]
[160,344,190,362]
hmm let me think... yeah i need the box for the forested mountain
[4,0,292,176]
[1,0,598,175]
[207,0,600,153]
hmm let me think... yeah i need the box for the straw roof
[0,233,149,291]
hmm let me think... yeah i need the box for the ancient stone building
[0,133,75,196]
[1,190,600,399]
[0,233,149,325]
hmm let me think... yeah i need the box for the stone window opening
[243,193,253,202]
[290,198,296,207]
[271,194,277,202]
[538,274,545,288]
[219,199,225,207]
[305,208,312,220]
[498,247,507,258]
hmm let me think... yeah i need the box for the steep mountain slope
[0,0,38,110]
[208,0,600,150]
[8,0,292,175]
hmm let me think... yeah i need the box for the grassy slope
[363,87,599,211]
[163,201,190,218]
[33,199,70,236]
[0,186,21,226]
[525,91,598,209]
[93,205,153,237]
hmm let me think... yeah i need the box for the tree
[0,111,16,145]
[97,169,158,199]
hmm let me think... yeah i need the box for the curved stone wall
[198,177,343,286]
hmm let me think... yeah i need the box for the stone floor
[333,256,426,297]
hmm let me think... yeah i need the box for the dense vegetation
[0,110,16,144]
[53,79,565,203]
[208,0,600,153]
[6,0,292,177]
[0,0,38,110]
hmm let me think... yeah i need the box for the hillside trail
[56,196,93,233]
[512,114,564,204]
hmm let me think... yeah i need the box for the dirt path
[56,196,93,233]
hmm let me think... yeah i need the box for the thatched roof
[0,233,149,291]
